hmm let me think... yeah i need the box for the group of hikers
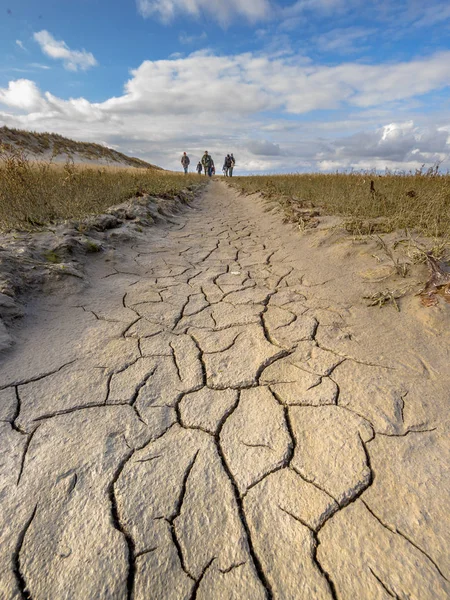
[181,151,236,177]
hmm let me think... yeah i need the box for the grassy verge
[0,145,203,231]
[229,172,450,237]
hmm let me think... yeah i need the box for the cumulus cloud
[16,40,26,51]
[317,121,450,170]
[100,54,275,115]
[0,79,45,111]
[33,30,98,71]
[96,50,450,118]
[0,49,449,173]
[137,0,271,24]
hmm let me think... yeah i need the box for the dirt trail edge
[0,180,448,599]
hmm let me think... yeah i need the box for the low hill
[0,126,160,169]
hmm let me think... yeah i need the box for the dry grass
[0,145,202,231]
[230,171,450,237]
[363,288,408,311]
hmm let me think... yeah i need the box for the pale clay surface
[0,181,449,599]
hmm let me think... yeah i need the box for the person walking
[201,151,213,177]
[181,152,190,174]
[196,161,202,174]
[223,154,232,176]
[229,153,236,177]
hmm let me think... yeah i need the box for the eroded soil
[0,181,449,599]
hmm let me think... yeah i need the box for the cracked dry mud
[1,181,449,599]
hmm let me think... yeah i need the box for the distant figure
[181,152,190,174]
[223,154,232,176]
[202,151,213,177]
[229,153,236,177]
[196,161,202,174]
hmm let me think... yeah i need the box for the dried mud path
[1,181,449,599]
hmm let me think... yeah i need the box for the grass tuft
[85,240,102,253]
[363,289,406,311]
[44,251,61,264]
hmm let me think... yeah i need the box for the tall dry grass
[230,171,450,237]
[0,145,202,230]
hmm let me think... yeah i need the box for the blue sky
[1,0,450,172]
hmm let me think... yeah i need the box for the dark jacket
[201,153,212,167]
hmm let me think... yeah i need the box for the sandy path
[0,181,448,599]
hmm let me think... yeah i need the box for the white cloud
[278,0,354,26]
[315,26,376,54]
[137,0,272,24]
[0,79,45,111]
[29,63,51,70]
[96,50,450,117]
[16,40,26,51]
[344,51,450,108]
[405,1,450,28]
[33,30,98,71]
[317,121,450,170]
[135,0,450,31]
[281,0,350,17]
[179,31,207,44]
[0,50,449,173]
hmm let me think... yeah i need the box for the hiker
[211,161,216,176]
[223,154,232,176]
[196,161,202,174]
[229,153,236,177]
[202,151,213,177]
[181,152,190,174]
